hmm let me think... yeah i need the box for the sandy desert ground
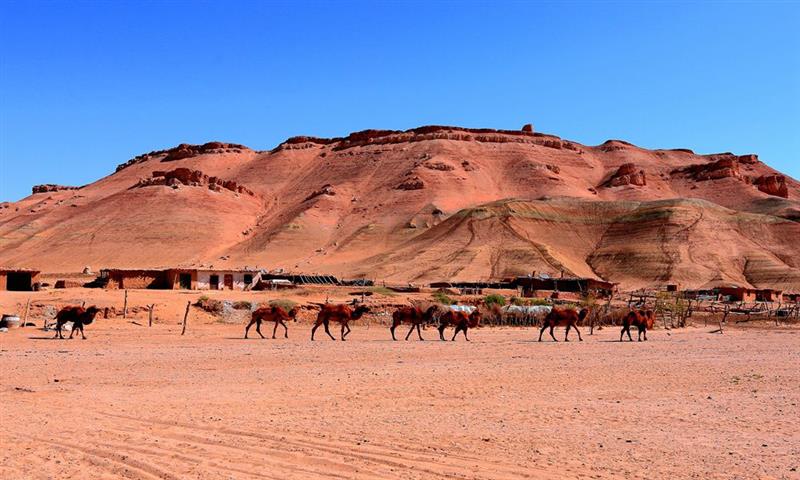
[1,290,798,480]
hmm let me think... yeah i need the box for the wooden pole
[148,304,154,327]
[181,300,190,335]
[21,298,31,328]
[123,290,128,318]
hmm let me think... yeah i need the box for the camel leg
[637,325,643,342]
[438,325,446,341]
[643,327,648,341]
[255,321,265,339]
[343,324,351,340]
[323,320,335,341]
[538,324,548,342]
[311,321,320,341]
[564,324,571,342]
[574,324,583,342]
[416,324,424,341]
[549,325,558,342]
[405,324,415,341]
[390,320,399,341]
[620,326,625,342]
[79,325,87,340]
[451,325,461,341]
[280,320,288,338]
[626,326,634,342]
[272,320,279,339]
[54,323,62,339]
[69,324,75,339]
[462,326,469,342]
[244,319,256,339]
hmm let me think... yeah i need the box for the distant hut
[0,267,41,291]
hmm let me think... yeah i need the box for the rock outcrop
[754,174,789,198]
[116,142,249,172]
[396,176,425,190]
[602,164,646,187]
[304,184,336,202]
[673,157,741,181]
[32,184,80,194]
[277,125,572,152]
[161,142,247,162]
[134,168,255,196]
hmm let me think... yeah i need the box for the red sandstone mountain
[1,126,799,290]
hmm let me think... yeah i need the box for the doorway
[179,273,192,290]
[224,274,234,290]
[6,272,33,291]
[210,275,219,290]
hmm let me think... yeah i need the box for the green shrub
[510,296,525,306]
[529,297,551,306]
[269,299,297,311]
[432,291,453,305]
[484,294,506,307]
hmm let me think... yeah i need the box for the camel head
[578,308,590,322]
[84,306,101,325]
[644,310,656,329]
[422,305,439,322]
[468,310,482,328]
[352,305,371,319]
[288,306,300,320]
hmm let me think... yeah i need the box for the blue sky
[1,1,798,201]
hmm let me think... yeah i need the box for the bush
[484,294,506,307]
[510,296,525,306]
[233,300,252,310]
[432,291,453,305]
[582,293,597,308]
[529,297,550,306]
[269,299,297,311]
[195,296,223,314]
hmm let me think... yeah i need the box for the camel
[620,309,655,341]
[438,309,482,341]
[54,305,101,339]
[244,305,299,339]
[390,305,439,341]
[311,303,371,341]
[538,307,589,342]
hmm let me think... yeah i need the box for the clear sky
[1,1,798,201]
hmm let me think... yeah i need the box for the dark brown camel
[311,303,371,341]
[244,305,299,339]
[438,309,482,341]
[620,309,655,341]
[538,308,589,342]
[390,305,439,341]
[54,305,101,339]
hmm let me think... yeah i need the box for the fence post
[148,304,155,327]
[181,301,190,335]
[123,290,128,318]
[21,298,31,328]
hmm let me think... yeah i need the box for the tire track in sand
[99,412,561,479]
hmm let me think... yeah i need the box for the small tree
[432,291,453,305]
[484,294,506,308]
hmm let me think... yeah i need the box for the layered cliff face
[1,125,798,290]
